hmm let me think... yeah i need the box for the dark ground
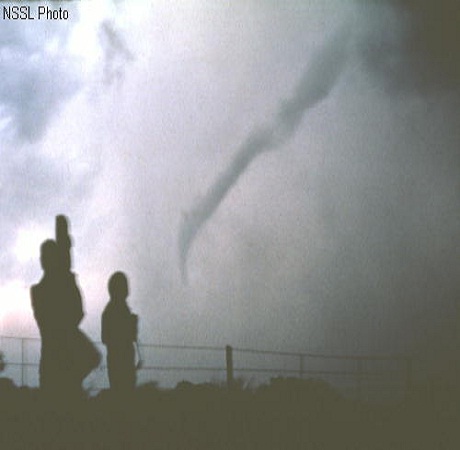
[0,377,459,450]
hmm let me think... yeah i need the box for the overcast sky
[1,0,459,379]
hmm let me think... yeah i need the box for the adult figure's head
[108,271,129,301]
[40,240,59,274]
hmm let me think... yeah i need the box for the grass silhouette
[0,376,459,449]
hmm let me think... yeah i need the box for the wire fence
[0,335,413,402]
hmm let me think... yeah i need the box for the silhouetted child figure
[31,240,84,397]
[102,272,138,393]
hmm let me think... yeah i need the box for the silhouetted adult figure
[31,239,84,397]
[102,272,138,394]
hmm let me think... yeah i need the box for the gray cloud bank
[0,3,132,284]
[356,0,460,94]
[0,10,81,283]
[172,0,459,369]
[0,8,82,143]
[180,0,460,282]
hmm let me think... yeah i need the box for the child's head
[108,271,129,301]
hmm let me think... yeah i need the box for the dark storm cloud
[308,101,459,361]
[356,0,460,93]
[302,0,460,361]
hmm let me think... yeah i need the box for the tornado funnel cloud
[179,127,275,282]
[179,27,350,282]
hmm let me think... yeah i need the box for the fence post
[299,354,304,378]
[21,338,26,386]
[405,357,413,400]
[356,359,363,402]
[226,345,234,390]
